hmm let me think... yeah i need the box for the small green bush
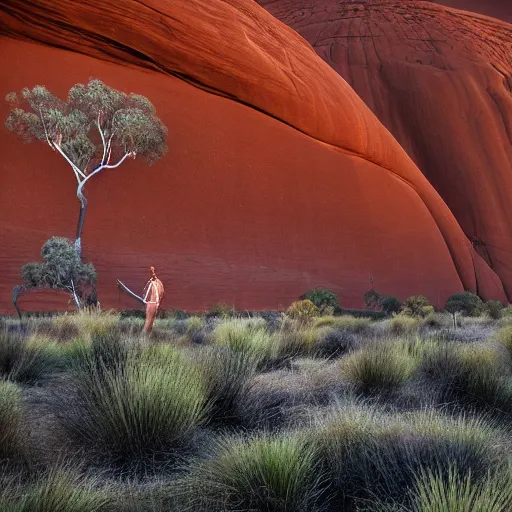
[286,300,319,323]
[178,433,321,511]
[303,289,340,311]
[485,300,504,320]
[401,296,432,318]
[380,295,401,315]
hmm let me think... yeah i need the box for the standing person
[142,266,165,333]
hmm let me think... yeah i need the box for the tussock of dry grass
[1,309,511,510]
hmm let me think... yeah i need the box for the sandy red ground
[0,0,507,314]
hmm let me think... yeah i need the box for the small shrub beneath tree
[286,300,319,324]
[401,296,433,318]
[380,295,401,315]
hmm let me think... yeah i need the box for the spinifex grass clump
[0,381,28,467]
[0,467,112,512]
[193,346,258,427]
[0,330,53,384]
[389,315,420,335]
[419,342,512,413]
[56,345,206,472]
[315,328,357,359]
[314,315,370,334]
[313,404,502,510]
[407,466,512,512]
[177,433,322,511]
[340,341,418,395]
[212,318,279,368]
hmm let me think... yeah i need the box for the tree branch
[97,111,108,165]
[105,130,116,164]
[69,279,81,309]
[76,151,135,203]
[103,151,135,169]
[51,142,87,180]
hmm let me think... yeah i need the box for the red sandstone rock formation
[259,0,512,299]
[431,0,511,22]
[0,0,506,313]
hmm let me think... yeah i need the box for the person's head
[150,266,156,279]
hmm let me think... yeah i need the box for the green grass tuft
[177,433,322,511]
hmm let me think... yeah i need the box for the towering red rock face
[0,0,506,314]
[259,0,512,299]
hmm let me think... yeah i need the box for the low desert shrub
[486,300,504,320]
[0,330,53,384]
[286,300,319,324]
[56,345,206,471]
[380,295,401,315]
[0,468,112,512]
[421,312,451,330]
[303,289,340,311]
[340,342,418,395]
[176,433,322,511]
[401,296,433,318]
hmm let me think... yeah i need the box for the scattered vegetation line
[1,304,512,511]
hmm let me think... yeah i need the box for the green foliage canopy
[445,292,484,317]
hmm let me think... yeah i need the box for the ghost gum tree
[5,79,168,256]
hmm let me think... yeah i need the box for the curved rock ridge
[258,0,512,298]
[430,0,511,23]
[0,0,506,313]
